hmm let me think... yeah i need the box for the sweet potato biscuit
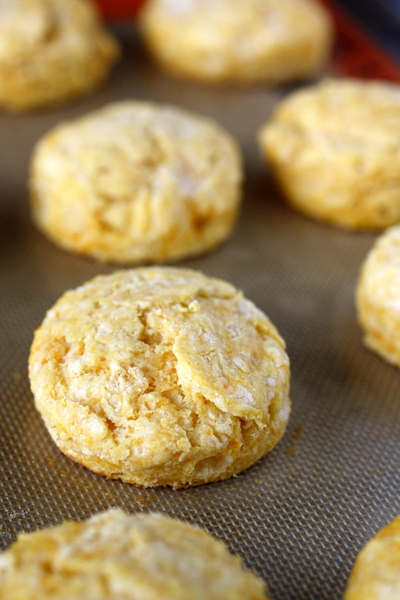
[0,0,120,111]
[29,101,243,264]
[138,0,332,85]
[344,515,400,600]
[28,267,291,488]
[259,79,400,230]
[356,225,400,367]
[140,0,332,84]
[0,509,270,599]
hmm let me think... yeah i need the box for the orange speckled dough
[0,0,120,111]
[0,510,270,600]
[356,225,400,367]
[28,267,291,488]
[29,101,243,264]
[259,79,400,230]
[344,515,400,600]
[138,0,332,85]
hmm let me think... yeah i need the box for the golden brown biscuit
[356,225,400,366]
[29,101,243,264]
[0,0,119,111]
[139,0,332,85]
[259,79,400,230]
[0,509,270,599]
[28,267,291,488]
[344,515,400,600]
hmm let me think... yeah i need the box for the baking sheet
[0,23,400,600]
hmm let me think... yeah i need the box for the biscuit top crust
[29,268,289,479]
[0,0,52,60]
[141,0,331,51]
[0,0,117,65]
[357,225,400,310]
[0,509,269,599]
[32,101,241,201]
[260,79,400,156]
[345,515,400,600]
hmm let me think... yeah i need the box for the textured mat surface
[0,25,400,600]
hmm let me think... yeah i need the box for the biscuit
[259,79,400,230]
[344,515,400,600]
[0,509,270,599]
[0,0,120,111]
[138,0,332,85]
[29,101,243,264]
[28,267,291,488]
[356,225,400,367]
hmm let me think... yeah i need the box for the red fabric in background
[95,0,400,82]
[321,0,400,82]
[95,0,145,20]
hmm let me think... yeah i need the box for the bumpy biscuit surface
[356,225,400,367]
[29,267,291,488]
[344,515,400,600]
[0,509,270,599]
[259,79,400,230]
[139,0,332,84]
[30,101,243,264]
[0,0,119,111]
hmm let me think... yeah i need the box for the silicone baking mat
[1,5,400,600]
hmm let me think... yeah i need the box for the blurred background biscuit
[138,0,333,85]
[344,515,400,600]
[0,509,270,599]
[0,0,120,111]
[29,101,243,263]
[356,225,400,367]
[28,267,291,488]
[259,79,400,230]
